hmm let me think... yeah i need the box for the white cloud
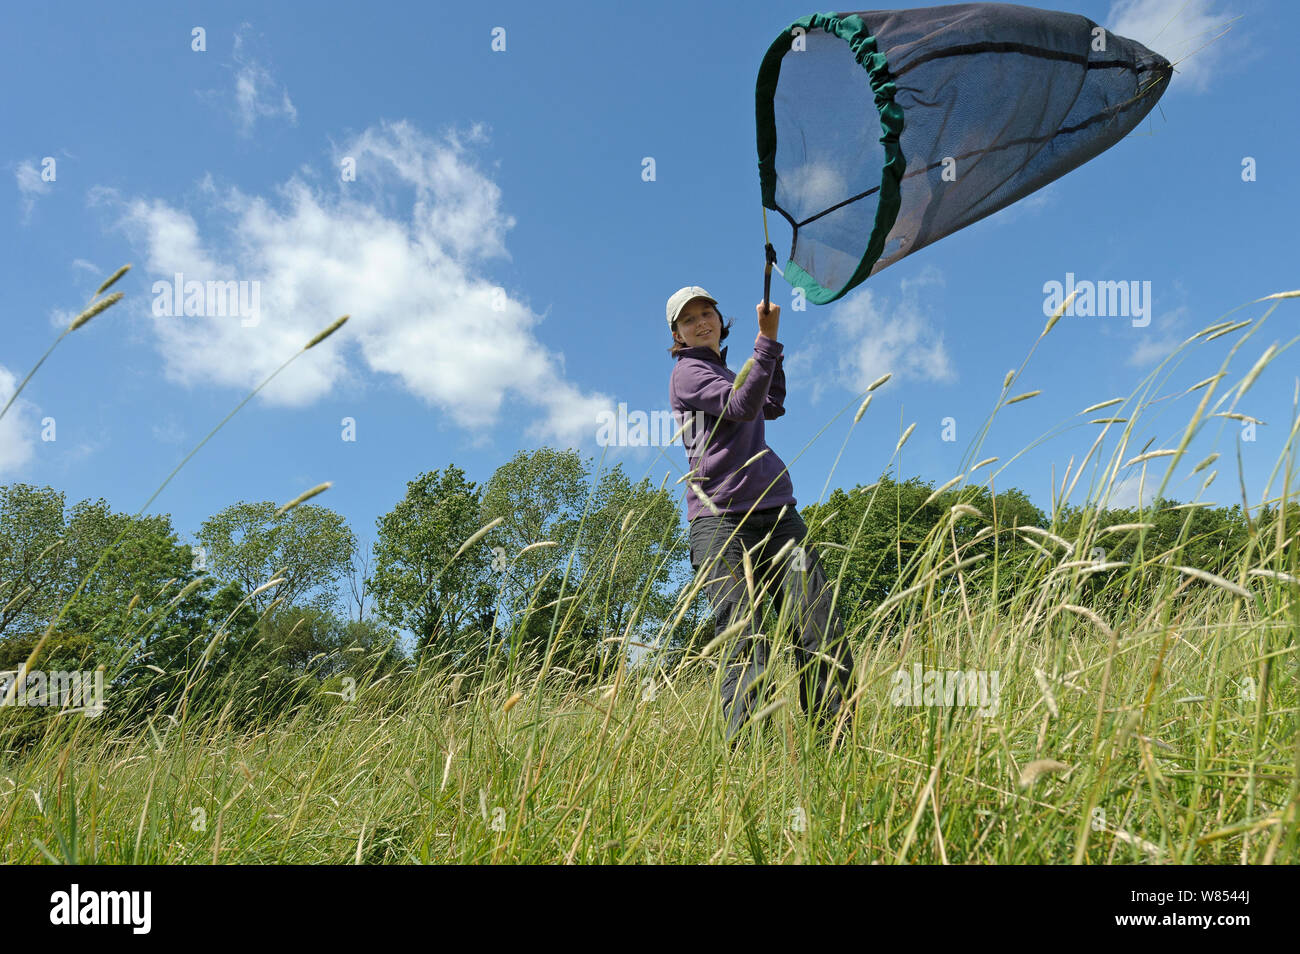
[787,265,955,402]
[228,25,298,136]
[785,160,850,216]
[1108,0,1236,92]
[15,159,52,223]
[1106,471,1161,509]
[1126,305,1187,366]
[0,364,38,476]
[47,307,76,331]
[94,119,612,448]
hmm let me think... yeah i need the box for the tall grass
[1,282,1296,864]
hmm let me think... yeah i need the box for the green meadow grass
[1,274,1296,863]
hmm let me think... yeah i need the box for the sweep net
[756,3,1172,304]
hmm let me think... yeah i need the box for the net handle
[761,207,778,316]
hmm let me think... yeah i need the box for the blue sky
[3,0,1297,564]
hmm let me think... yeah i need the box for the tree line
[2,447,1289,731]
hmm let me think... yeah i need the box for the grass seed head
[1191,452,1220,474]
[732,357,754,392]
[1004,390,1041,406]
[93,263,132,297]
[275,482,332,517]
[67,291,123,332]
[1082,398,1123,414]
[1018,759,1069,787]
[305,315,349,350]
[854,394,872,423]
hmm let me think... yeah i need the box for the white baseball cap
[666,286,717,328]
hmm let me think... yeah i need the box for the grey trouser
[687,506,855,741]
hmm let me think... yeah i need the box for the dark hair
[668,302,733,356]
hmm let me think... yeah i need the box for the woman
[666,285,855,743]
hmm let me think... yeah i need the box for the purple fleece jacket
[668,335,797,522]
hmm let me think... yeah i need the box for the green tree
[0,485,212,672]
[253,604,404,677]
[1057,494,1255,610]
[58,499,205,651]
[0,484,72,639]
[482,448,637,674]
[197,501,355,614]
[802,474,1047,622]
[480,448,588,616]
[573,465,685,648]
[370,466,496,664]
[509,570,606,683]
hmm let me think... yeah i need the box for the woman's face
[675,298,721,353]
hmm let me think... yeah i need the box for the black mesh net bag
[756,3,1172,303]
